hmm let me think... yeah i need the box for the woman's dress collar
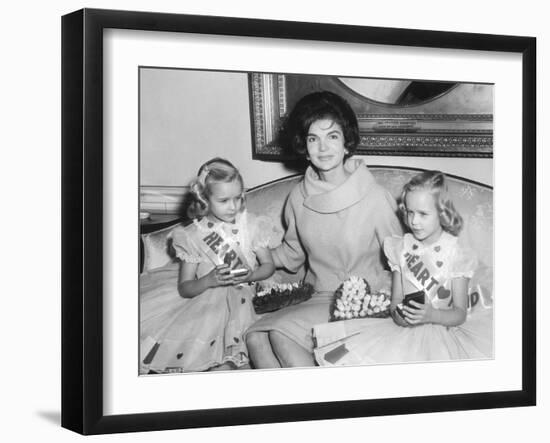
[301,159,377,213]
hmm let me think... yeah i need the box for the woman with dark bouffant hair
[245,91,403,368]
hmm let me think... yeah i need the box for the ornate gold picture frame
[250,73,493,159]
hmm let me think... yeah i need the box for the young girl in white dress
[313,170,493,366]
[141,158,275,373]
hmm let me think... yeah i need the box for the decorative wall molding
[357,134,493,157]
[140,186,187,214]
[357,114,493,121]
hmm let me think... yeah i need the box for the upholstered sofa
[139,166,493,369]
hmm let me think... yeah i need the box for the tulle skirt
[140,264,258,373]
[313,307,493,366]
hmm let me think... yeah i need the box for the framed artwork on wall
[250,72,493,160]
[62,8,536,435]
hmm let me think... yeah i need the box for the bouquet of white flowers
[330,276,391,321]
[253,281,314,314]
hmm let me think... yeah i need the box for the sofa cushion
[141,224,178,272]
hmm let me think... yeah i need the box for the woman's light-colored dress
[245,160,403,352]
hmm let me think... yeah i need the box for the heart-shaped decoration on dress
[207,222,214,228]
[436,261,443,267]
[176,353,183,360]
[437,286,451,299]
[412,244,418,250]
[232,229,239,234]
[434,245,441,252]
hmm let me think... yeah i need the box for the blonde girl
[314,170,493,366]
[142,158,275,373]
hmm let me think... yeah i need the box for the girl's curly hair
[398,170,463,236]
[186,157,244,219]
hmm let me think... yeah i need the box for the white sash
[400,238,452,309]
[189,219,251,270]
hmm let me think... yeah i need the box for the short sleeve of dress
[169,225,204,263]
[383,235,404,273]
[250,214,283,251]
[449,243,478,279]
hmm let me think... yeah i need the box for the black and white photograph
[5,0,549,440]
[55,4,539,437]
[139,69,494,375]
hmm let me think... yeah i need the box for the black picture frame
[62,8,536,435]
[249,72,494,160]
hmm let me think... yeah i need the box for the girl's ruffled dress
[140,210,276,373]
[313,232,494,366]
